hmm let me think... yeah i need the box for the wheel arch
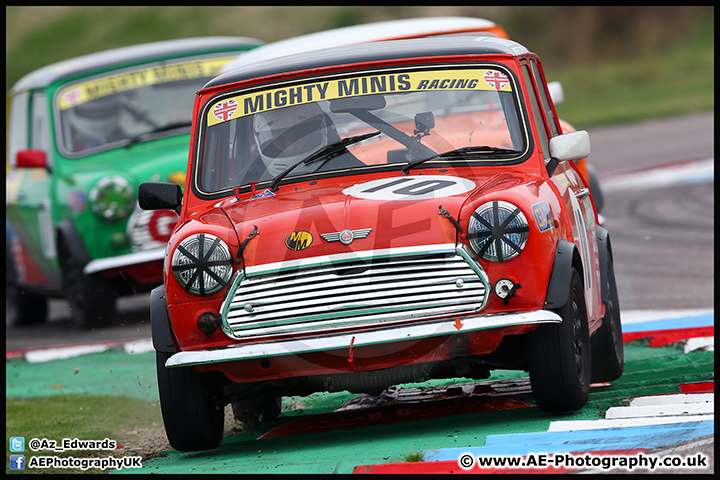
[596,225,612,305]
[151,285,177,353]
[56,219,91,267]
[544,238,584,310]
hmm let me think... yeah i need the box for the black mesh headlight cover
[467,200,529,262]
[171,233,233,295]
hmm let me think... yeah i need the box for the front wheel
[58,240,116,328]
[156,351,225,452]
[529,268,591,412]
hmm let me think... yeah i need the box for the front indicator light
[467,201,529,262]
[171,233,233,295]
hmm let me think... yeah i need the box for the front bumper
[83,248,165,275]
[165,309,561,368]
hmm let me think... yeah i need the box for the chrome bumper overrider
[165,309,562,368]
[83,248,165,275]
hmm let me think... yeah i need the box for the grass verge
[552,17,714,128]
[6,395,166,475]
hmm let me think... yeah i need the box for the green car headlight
[171,233,233,295]
[467,201,529,262]
[88,176,135,222]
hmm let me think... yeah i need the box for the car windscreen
[195,64,528,196]
[55,54,237,157]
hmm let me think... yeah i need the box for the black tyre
[591,253,624,382]
[6,247,48,326]
[58,240,116,328]
[156,351,225,452]
[529,268,591,412]
[587,163,604,213]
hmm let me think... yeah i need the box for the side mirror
[547,81,564,106]
[139,182,182,215]
[547,130,591,176]
[16,149,49,171]
[549,130,590,163]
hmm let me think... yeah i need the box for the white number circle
[343,176,476,201]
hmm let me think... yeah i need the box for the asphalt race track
[5,112,714,474]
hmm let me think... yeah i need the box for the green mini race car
[6,36,262,328]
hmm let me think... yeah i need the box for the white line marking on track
[683,337,714,353]
[549,392,715,432]
[600,157,713,192]
[25,344,112,363]
[621,308,713,324]
[123,338,154,354]
[605,403,714,419]
[629,393,714,406]
[548,415,714,431]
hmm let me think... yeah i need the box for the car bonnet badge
[320,228,372,245]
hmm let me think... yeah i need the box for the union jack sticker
[483,70,509,91]
[212,99,238,123]
[61,88,83,108]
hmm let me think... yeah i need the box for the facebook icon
[10,454,25,470]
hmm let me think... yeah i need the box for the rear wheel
[587,163,604,213]
[6,247,48,326]
[529,268,591,412]
[591,254,624,382]
[58,240,116,328]
[156,351,225,452]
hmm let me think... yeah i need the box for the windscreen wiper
[124,121,193,147]
[269,131,380,191]
[401,145,520,174]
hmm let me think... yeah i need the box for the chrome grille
[220,244,489,339]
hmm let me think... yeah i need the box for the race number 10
[343,176,476,201]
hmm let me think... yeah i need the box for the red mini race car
[140,35,623,452]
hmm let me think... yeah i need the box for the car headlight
[467,201,529,262]
[171,233,234,295]
[89,176,135,222]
